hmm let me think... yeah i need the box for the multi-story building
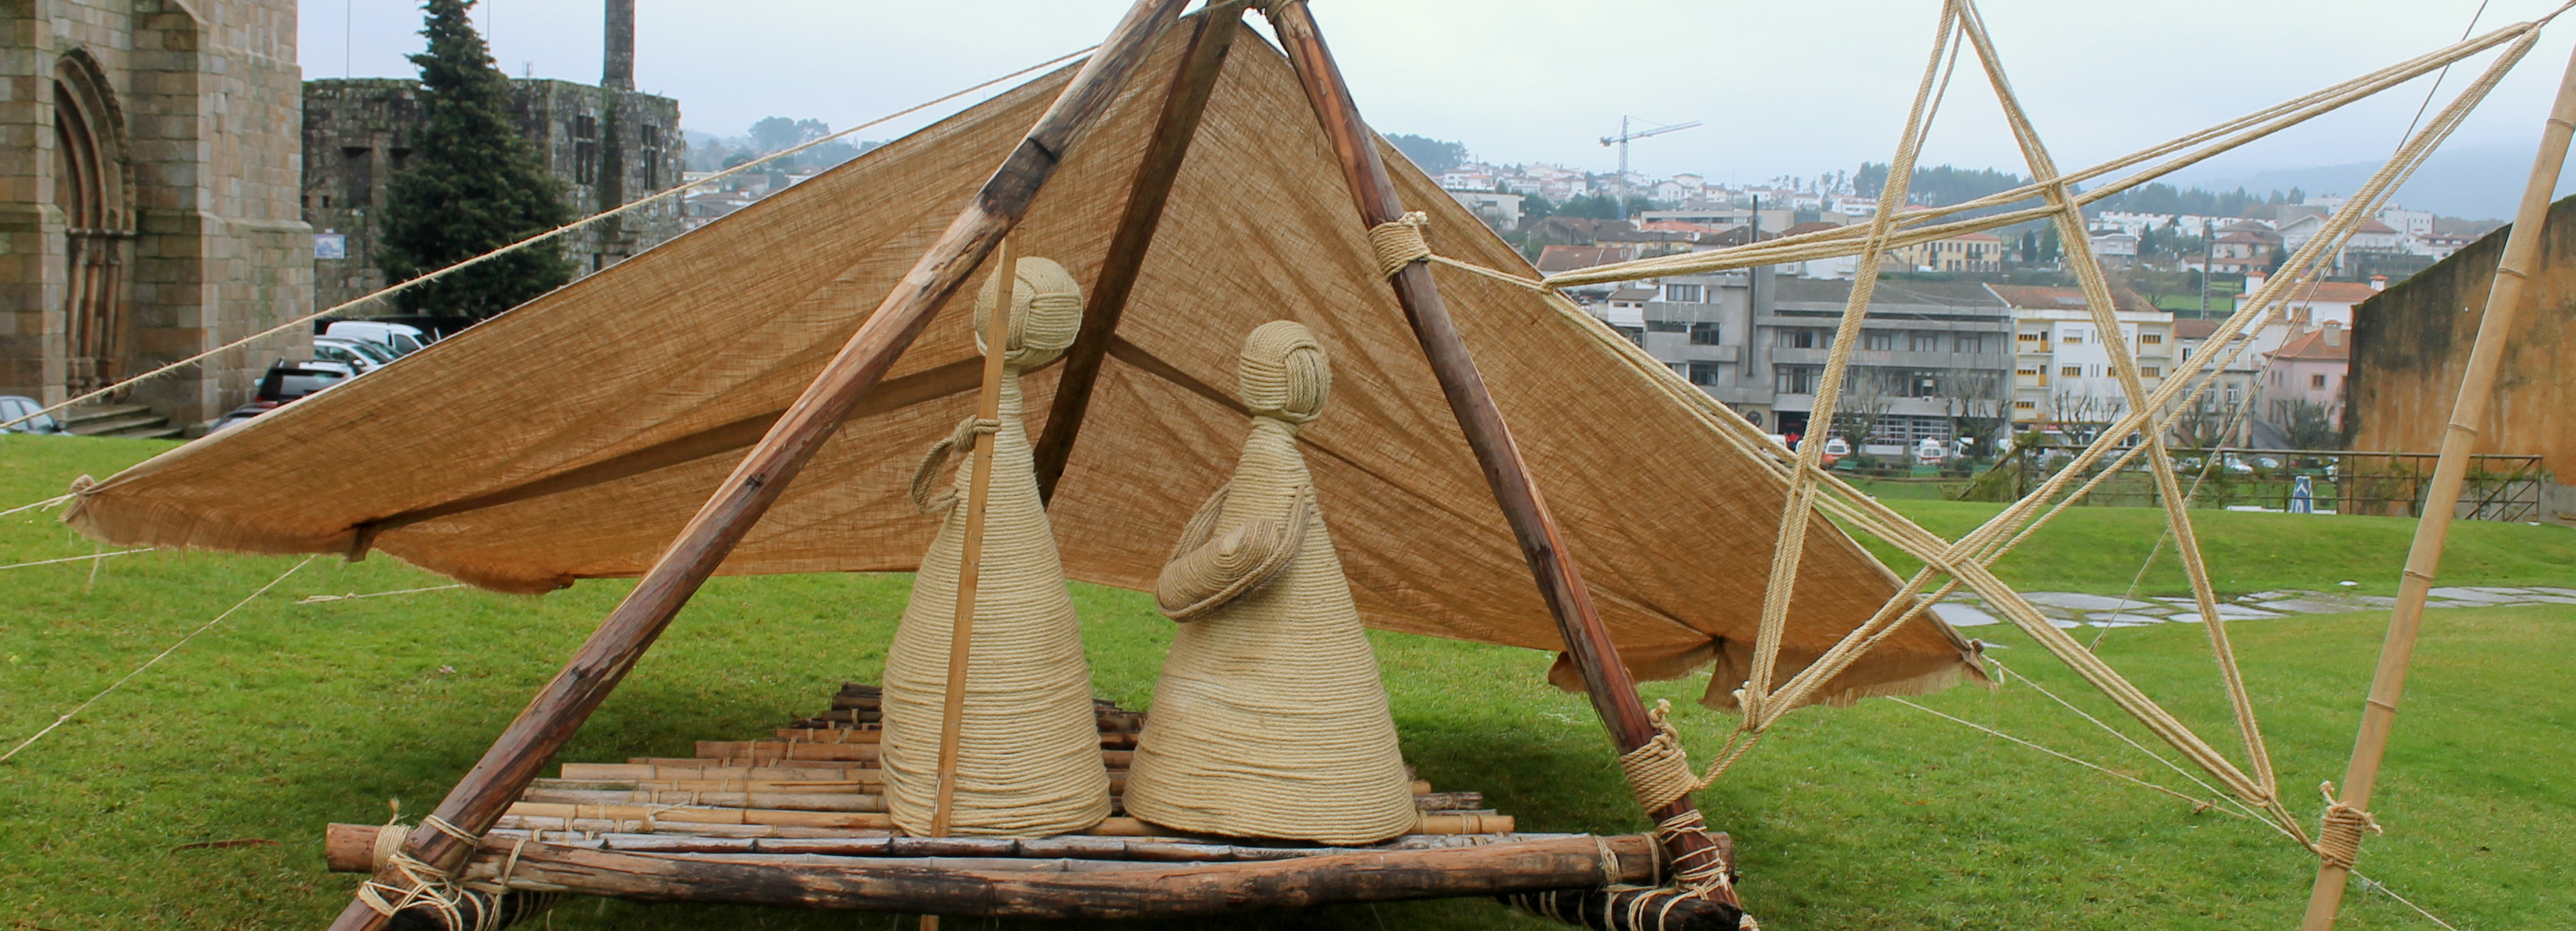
[1601,273,2015,451]
[2170,318,2260,447]
[1990,284,2177,436]
[2257,320,2349,443]
[3,0,313,429]
[1887,232,2005,273]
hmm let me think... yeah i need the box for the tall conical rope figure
[877,257,1112,837]
[1122,320,1419,845]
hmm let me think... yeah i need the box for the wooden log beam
[1033,1,1250,503]
[1257,0,1736,903]
[316,3,1194,930]
[325,828,1652,918]
[328,824,1647,874]
[494,802,1510,837]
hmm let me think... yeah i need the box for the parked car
[311,335,398,373]
[1,395,67,434]
[1820,436,1850,465]
[1914,437,1947,465]
[323,320,430,357]
[208,360,357,432]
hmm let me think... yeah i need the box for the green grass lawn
[3,436,2569,930]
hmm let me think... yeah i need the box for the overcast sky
[303,1,2576,194]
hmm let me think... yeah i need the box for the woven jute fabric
[1124,322,1416,845]
[877,259,1110,836]
[61,28,1978,710]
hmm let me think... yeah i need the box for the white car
[323,320,430,357]
[1915,437,1947,465]
[311,335,398,373]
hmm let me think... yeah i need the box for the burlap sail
[877,258,1110,837]
[1123,322,1417,845]
[63,25,1983,713]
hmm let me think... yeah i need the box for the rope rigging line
[1890,695,2465,931]
[0,555,316,764]
[0,548,152,572]
[0,44,1104,434]
[295,583,467,605]
[0,493,77,518]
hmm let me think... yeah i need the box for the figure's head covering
[1238,320,1330,424]
[974,256,1084,368]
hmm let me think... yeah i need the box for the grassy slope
[2,436,2568,930]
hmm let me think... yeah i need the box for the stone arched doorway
[53,51,133,398]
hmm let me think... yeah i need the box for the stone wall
[303,77,684,315]
[0,0,312,425]
[2348,192,2575,522]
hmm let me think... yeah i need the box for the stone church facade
[1,0,312,425]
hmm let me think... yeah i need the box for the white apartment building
[1988,285,2179,433]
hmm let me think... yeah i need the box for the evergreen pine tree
[378,0,574,322]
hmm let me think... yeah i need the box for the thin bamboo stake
[2298,36,2576,931]
[931,240,1016,840]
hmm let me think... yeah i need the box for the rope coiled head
[1237,320,1331,425]
[974,255,1084,368]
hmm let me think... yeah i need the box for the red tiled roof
[2287,281,2382,304]
[1535,245,1636,273]
[2270,326,2349,361]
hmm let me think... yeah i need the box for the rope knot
[908,417,1004,516]
[355,816,484,924]
[1366,211,1432,278]
[1617,699,1717,813]
[2313,782,2383,870]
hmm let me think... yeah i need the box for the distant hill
[2174,141,2576,223]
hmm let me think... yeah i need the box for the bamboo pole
[930,238,1016,842]
[2298,38,2576,931]
[1259,0,1734,904]
[316,5,1192,930]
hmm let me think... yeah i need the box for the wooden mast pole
[930,238,1016,843]
[1034,1,1248,504]
[1261,0,1733,901]
[318,3,1190,928]
[2297,38,2576,931]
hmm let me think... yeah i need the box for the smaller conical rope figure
[877,256,1110,837]
[1121,320,1419,845]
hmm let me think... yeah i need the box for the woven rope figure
[1121,321,1419,845]
[879,256,1110,837]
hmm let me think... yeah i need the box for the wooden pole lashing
[930,238,1016,839]
[1259,0,1735,906]
[2297,36,2576,931]
[316,3,1192,928]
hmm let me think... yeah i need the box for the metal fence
[1970,445,2553,522]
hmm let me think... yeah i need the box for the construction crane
[1600,115,1701,189]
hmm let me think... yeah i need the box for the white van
[323,321,430,357]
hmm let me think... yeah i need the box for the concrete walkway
[1930,586,2576,628]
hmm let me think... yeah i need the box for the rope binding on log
[1366,211,1432,277]
[2313,781,2383,870]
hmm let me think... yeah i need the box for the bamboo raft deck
[325,682,1734,923]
